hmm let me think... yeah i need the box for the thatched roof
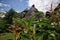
[22,5,38,19]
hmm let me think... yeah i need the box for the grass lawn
[0,33,14,40]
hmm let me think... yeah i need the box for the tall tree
[5,8,16,24]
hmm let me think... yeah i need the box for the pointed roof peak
[32,4,35,7]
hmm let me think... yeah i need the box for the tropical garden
[0,4,60,40]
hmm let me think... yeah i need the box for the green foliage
[0,8,60,40]
[0,18,6,28]
[4,8,16,24]
[13,13,23,18]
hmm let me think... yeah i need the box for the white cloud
[1,9,4,11]
[0,3,3,6]
[27,0,60,12]
[0,8,5,12]
[0,3,10,7]
[16,10,20,13]
[1,15,5,18]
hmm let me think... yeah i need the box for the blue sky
[0,0,28,12]
[0,0,60,12]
